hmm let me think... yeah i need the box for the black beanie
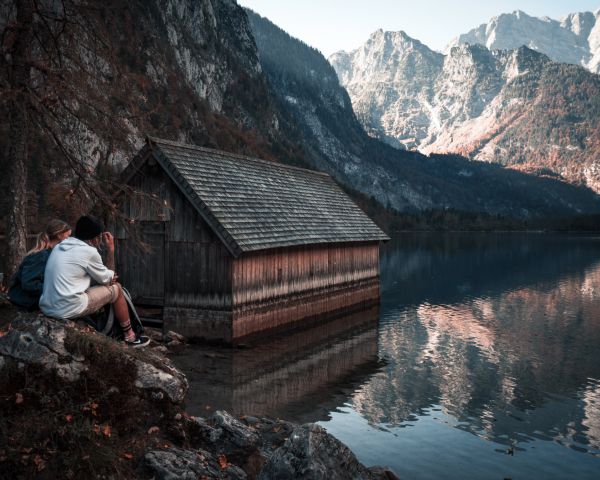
[74,215,104,240]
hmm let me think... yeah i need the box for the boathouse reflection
[177,305,382,422]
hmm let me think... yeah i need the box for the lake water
[175,233,600,479]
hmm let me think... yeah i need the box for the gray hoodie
[39,237,114,319]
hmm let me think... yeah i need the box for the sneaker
[125,335,151,348]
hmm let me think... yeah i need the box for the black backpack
[83,287,144,339]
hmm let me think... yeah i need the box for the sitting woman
[8,219,72,310]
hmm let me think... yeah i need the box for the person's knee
[110,282,123,303]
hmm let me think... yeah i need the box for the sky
[237,0,600,57]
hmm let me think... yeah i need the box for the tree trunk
[4,0,34,281]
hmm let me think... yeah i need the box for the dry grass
[0,313,180,479]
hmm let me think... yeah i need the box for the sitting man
[40,215,150,348]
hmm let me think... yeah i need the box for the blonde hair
[27,219,71,255]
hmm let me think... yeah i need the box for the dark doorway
[118,221,165,306]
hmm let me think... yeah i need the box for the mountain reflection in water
[333,234,600,480]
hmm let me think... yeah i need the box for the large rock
[0,312,88,382]
[0,312,188,403]
[258,424,395,480]
[190,411,265,475]
[211,411,261,449]
[144,447,247,480]
[134,357,188,403]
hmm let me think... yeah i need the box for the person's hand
[102,232,115,252]
[110,274,119,285]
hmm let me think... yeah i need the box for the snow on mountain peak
[447,9,600,73]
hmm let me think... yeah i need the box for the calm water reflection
[175,233,600,479]
[328,233,600,479]
[177,306,382,423]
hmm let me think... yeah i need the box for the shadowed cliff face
[0,0,286,228]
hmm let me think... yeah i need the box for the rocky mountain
[329,30,445,150]
[329,29,600,192]
[447,9,600,74]
[330,30,444,150]
[245,10,600,218]
[2,0,600,236]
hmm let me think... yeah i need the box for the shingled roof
[126,137,389,257]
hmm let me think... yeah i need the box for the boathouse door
[119,221,165,306]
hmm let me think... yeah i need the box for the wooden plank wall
[232,279,380,339]
[231,242,380,307]
[162,307,232,341]
[116,159,232,309]
[164,168,232,309]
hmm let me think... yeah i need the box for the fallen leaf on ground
[33,455,46,472]
[65,414,73,423]
[147,426,160,434]
[15,393,24,404]
[218,454,229,469]
[122,453,133,460]
[102,425,111,438]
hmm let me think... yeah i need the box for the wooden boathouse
[116,137,389,342]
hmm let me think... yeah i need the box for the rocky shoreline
[0,307,397,479]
